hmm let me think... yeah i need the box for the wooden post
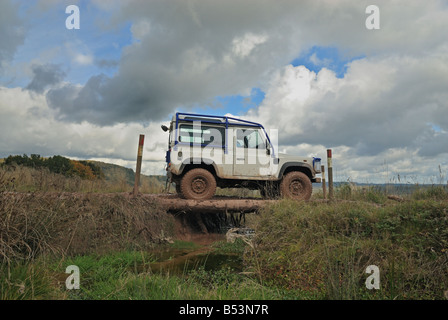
[133,134,145,197]
[327,149,334,200]
[321,165,326,200]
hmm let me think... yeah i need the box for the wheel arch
[179,159,218,180]
[279,162,313,181]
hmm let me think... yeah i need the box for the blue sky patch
[212,87,266,116]
[429,123,442,133]
[4,2,131,88]
[291,46,364,78]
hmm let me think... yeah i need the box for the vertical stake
[133,134,145,197]
[321,165,326,200]
[327,149,334,200]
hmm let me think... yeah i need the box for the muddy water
[146,234,243,275]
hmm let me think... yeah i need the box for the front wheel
[180,168,216,200]
[280,171,312,200]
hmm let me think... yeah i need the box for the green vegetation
[55,248,295,300]
[0,164,447,300]
[169,240,201,250]
[0,260,62,300]
[252,193,448,299]
[212,237,247,255]
[411,185,448,201]
[0,242,315,300]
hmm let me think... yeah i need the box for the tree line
[2,154,104,180]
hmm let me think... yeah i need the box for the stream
[146,233,244,275]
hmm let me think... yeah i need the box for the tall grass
[0,192,175,263]
[252,197,448,299]
[0,259,63,300]
[0,165,165,193]
[317,182,448,203]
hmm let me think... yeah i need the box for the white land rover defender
[162,112,321,200]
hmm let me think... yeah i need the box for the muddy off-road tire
[180,168,217,200]
[280,171,312,200]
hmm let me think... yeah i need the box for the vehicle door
[232,127,272,177]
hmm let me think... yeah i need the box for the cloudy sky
[1,0,447,183]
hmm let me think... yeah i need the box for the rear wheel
[280,171,312,200]
[180,168,216,200]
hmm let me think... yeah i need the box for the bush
[69,161,96,180]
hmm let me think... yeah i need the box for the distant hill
[1,155,168,192]
[88,160,135,184]
[88,160,167,189]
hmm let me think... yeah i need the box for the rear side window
[178,124,225,147]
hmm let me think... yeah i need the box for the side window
[178,124,224,147]
[236,128,264,148]
[179,125,201,144]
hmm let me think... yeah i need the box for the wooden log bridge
[1,192,274,214]
[150,194,275,214]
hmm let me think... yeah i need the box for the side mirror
[161,125,169,132]
[266,141,270,155]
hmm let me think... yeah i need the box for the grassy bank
[2,194,446,300]
[251,192,448,299]
[0,192,175,262]
[0,240,308,300]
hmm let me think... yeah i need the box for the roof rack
[176,112,264,128]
